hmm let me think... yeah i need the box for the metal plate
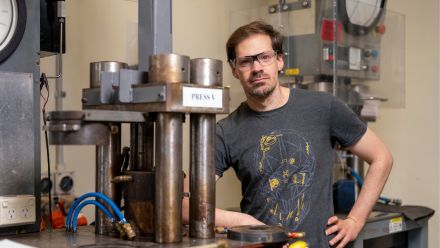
[227,225,288,243]
[83,83,230,114]
[0,72,35,196]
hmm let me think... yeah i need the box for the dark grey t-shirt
[215,88,367,247]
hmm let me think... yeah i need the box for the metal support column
[154,113,183,243]
[95,124,122,235]
[138,0,172,71]
[189,114,216,238]
[188,58,222,239]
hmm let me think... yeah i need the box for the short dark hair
[226,21,284,64]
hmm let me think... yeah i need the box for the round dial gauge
[339,0,386,35]
[0,0,26,63]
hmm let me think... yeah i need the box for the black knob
[41,177,52,194]
[59,176,74,193]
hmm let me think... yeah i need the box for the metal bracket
[119,69,148,103]
[268,0,311,14]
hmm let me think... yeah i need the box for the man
[212,21,393,247]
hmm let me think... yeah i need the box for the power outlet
[0,196,36,227]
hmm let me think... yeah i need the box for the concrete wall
[39,0,439,246]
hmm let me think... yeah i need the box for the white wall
[40,0,138,222]
[369,1,439,247]
[39,1,439,246]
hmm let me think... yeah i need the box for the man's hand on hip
[325,215,363,248]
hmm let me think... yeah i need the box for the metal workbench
[3,212,430,248]
[348,212,429,248]
[5,226,251,248]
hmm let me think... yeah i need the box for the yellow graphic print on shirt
[259,134,281,174]
[255,130,315,230]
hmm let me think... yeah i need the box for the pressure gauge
[0,0,26,63]
[338,0,386,35]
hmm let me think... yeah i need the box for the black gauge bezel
[338,0,386,36]
[0,0,27,63]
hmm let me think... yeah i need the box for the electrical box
[0,196,36,228]
[40,0,66,57]
[0,0,40,235]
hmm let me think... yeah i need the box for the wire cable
[40,73,53,228]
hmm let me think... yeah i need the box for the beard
[249,83,276,99]
[247,72,276,99]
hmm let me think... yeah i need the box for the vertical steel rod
[145,116,155,171]
[95,124,121,235]
[189,58,222,239]
[130,123,150,171]
[129,123,139,171]
[190,114,216,238]
[154,113,183,243]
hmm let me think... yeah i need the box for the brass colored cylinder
[148,54,190,83]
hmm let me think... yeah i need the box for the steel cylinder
[148,54,190,83]
[189,114,216,239]
[190,58,223,87]
[90,61,128,88]
[154,112,183,243]
[144,116,155,171]
[123,171,155,236]
[188,58,221,239]
[95,124,122,235]
[129,120,154,171]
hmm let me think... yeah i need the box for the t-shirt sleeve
[215,123,230,177]
[330,96,367,147]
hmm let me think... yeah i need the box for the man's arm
[326,128,393,248]
[182,175,264,227]
[213,175,264,227]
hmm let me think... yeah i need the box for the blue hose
[71,200,115,231]
[66,192,126,231]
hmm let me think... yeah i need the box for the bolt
[302,0,309,7]
[282,4,289,10]
[269,6,276,13]
[158,92,165,100]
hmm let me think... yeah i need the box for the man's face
[231,34,284,99]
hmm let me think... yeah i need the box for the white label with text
[182,87,223,108]
[389,217,403,233]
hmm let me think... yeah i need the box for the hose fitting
[122,222,136,240]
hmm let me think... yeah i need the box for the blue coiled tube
[71,200,115,231]
[66,192,126,231]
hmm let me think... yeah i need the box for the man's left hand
[325,215,363,248]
